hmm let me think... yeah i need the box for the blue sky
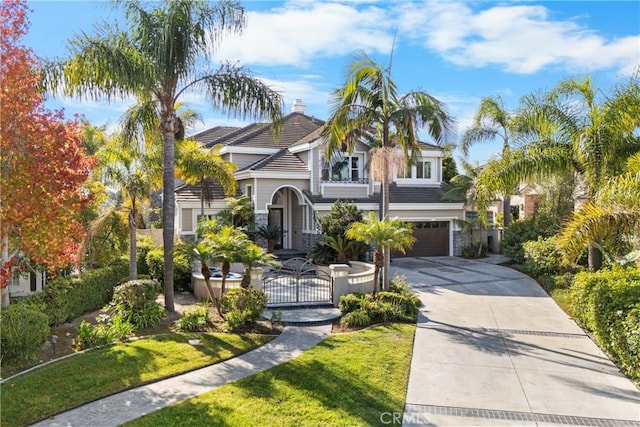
[23,0,640,163]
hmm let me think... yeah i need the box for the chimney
[291,99,306,114]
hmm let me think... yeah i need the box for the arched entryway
[267,186,310,251]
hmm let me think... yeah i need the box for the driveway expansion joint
[404,404,640,427]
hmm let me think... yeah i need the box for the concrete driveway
[392,256,640,427]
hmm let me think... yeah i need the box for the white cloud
[212,1,394,66]
[397,1,640,75]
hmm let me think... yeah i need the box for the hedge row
[571,267,640,380]
[22,259,129,326]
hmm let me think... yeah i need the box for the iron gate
[263,257,333,305]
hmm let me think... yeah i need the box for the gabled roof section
[198,112,324,150]
[175,180,239,203]
[240,148,308,173]
[191,126,240,147]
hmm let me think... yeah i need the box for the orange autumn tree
[0,0,93,306]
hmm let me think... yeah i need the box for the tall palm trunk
[381,129,391,291]
[128,196,138,280]
[160,101,176,313]
[373,249,383,294]
[200,177,205,218]
[201,262,224,319]
[503,196,511,227]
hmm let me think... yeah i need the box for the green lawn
[127,324,416,427]
[0,333,274,427]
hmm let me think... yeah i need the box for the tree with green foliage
[346,213,415,292]
[479,76,640,270]
[99,136,161,279]
[461,96,519,227]
[323,52,454,288]
[559,153,640,264]
[176,141,237,218]
[237,243,278,289]
[45,1,283,311]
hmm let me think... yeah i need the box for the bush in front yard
[571,267,640,380]
[220,288,268,332]
[523,236,564,276]
[146,247,192,291]
[0,302,50,363]
[500,218,548,264]
[111,280,165,330]
[339,275,420,328]
[37,259,129,325]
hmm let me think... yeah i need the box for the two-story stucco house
[175,100,466,256]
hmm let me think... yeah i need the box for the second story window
[416,161,432,179]
[397,159,434,181]
[322,154,363,182]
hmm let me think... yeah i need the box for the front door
[268,208,284,249]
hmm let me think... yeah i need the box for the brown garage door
[397,221,449,257]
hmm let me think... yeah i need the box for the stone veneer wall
[254,212,269,249]
[452,230,464,256]
[302,231,321,253]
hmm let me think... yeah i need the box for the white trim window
[322,153,364,183]
[397,159,434,182]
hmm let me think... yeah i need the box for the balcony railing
[321,178,369,184]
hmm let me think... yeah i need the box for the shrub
[338,293,365,314]
[500,218,548,264]
[176,305,211,332]
[340,309,370,328]
[136,236,156,276]
[146,247,192,291]
[111,280,165,330]
[39,260,129,325]
[338,279,420,327]
[523,236,564,276]
[570,267,640,379]
[461,242,487,258]
[220,288,268,332]
[75,314,133,350]
[0,303,50,363]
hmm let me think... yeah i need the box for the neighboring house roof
[240,148,309,173]
[175,180,239,203]
[201,112,324,149]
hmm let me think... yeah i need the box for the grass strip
[0,333,274,427]
[128,324,416,427]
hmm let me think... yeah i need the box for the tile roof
[302,183,455,205]
[388,183,449,203]
[200,112,324,149]
[175,180,240,203]
[240,149,309,173]
[191,126,241,147]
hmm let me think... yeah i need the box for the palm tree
[176,141,238,218]
[346,212,416,292]
[323,50,454,289]
[99,136,161,279]
[206,225,250,297]
[460,96,517,227]
[177,240,222,316]
[559,153,640,264]
[479,76,640,270]
[45,1,283,311]
[237,242,278,289]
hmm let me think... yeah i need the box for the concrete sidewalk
[34,324,331,427]
[393,257,640,427]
